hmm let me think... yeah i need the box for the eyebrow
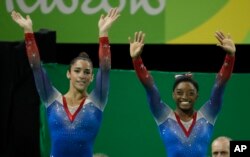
[213,151,228,154]
[73,67,91,70]
[175,89,196,91]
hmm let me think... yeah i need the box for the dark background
[0,30,249,157]
[56,43,249,73]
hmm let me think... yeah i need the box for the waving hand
[215,31,236,56]
[129,31,145,59]
[98,8,120,37]
[11,11,33,33]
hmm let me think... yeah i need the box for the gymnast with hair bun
[11,8,120,157]
[129,30,236,157]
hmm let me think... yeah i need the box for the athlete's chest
[47,99,103,132]
[159,112,213,144]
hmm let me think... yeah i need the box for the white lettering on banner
[131,0,165,15]
[6,0,166,15]
[81,0,126,14]
[6,0,79,14]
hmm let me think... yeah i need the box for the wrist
[99,31,108,37]
[227,49,236,56]
[226,50,235,57]
[24,28,33,33]
[228,52,235,56]
[132,55,141,60]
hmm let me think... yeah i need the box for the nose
[181,93,188,99]
[79,72,86,79]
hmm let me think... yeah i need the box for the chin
[76,87,85,92]
[180,106,192,111]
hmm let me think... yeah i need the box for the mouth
[180,101,189,105]
[179,101,191,107]
[77,81,85,86]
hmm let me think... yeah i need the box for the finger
[134,32,138,42]
[12,12,19,21]
[138,31,144,43]
[11,11,15,20]
[220,31,226,38]
[115,8,120,18]
[215,31,224,43]
[11,10,16,16]
[215,31,222,40]
[11,11,17,19]
[141,33,145,44]
[111,8,117,18]
[100,14,104,20]
[111,14,120,22]
[215,34,223,45]
[112,8,120,20]
[137,31,142,42]
[227,33,231,39]
[16,12,21,19]
[11,10,15,17]
[17,12,25,21]
[216,31,225,40]
[128,36,132,44]
[26,15,30,20]
[108,8,114,17]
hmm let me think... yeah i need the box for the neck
[175,108,195,121]
[64,90,87,107]
[67,86,87,98]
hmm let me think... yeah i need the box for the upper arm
[146,84,172,124]
[32,65,60,107]
[89,68,110,111]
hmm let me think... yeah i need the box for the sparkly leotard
[133,55,235,157]
[25,33,111,157]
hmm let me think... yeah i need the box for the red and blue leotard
[133,55,234,157]
[25,33,111,157]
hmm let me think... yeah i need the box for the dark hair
[173,75,199,92]
[69,52,93,71]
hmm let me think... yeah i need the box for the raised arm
[129,31,171,124]
[90,8,120,111]
[11,11,59,107]
[200,31,236,124]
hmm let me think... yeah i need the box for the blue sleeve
[200,54,235,124]
[133,57,171,124]
[25,33,60,107]
[89,37,111,111]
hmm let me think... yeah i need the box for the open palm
[129,31,145,58]
[11,11,33,32]
[98,8,120,35]
[215,31,236,55]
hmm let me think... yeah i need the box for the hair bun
[174,72,193,79]
[78,52,89,59]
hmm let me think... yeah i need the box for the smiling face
[67,59,93,93]
[172,81,198,111]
